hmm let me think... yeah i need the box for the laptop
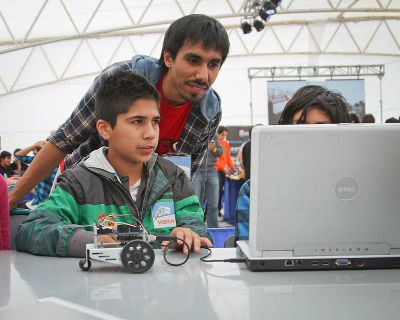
[237,124,400,271]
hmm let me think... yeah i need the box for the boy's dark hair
[0,151,11,160]
[217,126,228,134]
[95,72,160,128]
[385,117,399,123]
[278,85,350,125]
[349,113,360,123]
[362,113,376,123]
[159,14,230,72]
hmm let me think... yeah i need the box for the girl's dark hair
[278,85,350,125]
[95,72,159,128]
[159,14,230,72]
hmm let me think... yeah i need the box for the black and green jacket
[16,148,206,257]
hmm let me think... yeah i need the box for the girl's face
[292,107,332,124]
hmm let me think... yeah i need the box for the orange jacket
[215,138,235,172]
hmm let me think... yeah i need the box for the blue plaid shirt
[15,155,58,205]
[49,56,221,177]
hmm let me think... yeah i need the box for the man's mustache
[186,79,209,89]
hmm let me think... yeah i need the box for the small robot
[79,214,158,273]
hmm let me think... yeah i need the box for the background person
[9,14,230,209]
[349,113,360,123]
[0,151,20,186]
[215,126,235,219]
[0,175,10,250]
[192,136,223,228]
[236,85,351,240]
[362,113,376,123]
[237,124,262,182]
[14,141,58,208]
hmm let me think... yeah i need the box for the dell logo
[335,178,358,200]
[337,186,356,193]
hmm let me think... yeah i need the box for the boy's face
[162,41,223,105]
[0,156,11,167]
[218,130,228,141]
[100,98,160,165]
[292,107,332,124]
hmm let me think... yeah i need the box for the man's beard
[181,80,209,103]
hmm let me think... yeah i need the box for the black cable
[199,247,246,263]
[152,236,191,266]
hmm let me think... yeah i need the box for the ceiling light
[263,1,277,15]
[253,19,265,32]
[240,21,252,34]
[271,0,282,6]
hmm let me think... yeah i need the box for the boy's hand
[97,235,118,244]
[163,227,213,255]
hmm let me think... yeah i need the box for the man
[215,126,235,217]
[9,14,230,208]
[16,72,212,257]
[0,151,14,179]
[14,141,58,208]
[0,151,20,186]
[192,136,223,228]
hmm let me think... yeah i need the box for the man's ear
[96,119,112,140]
[163,51,172,68]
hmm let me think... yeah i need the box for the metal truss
[248,64,385,79]
[0,0,399,96]
[247,63,385,124]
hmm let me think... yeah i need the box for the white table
[1,249,400,319]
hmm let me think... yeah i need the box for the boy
[16,72,212,257]
[236,85,350,240]
[9,14,230,209]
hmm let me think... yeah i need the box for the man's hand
[33,141,46,152]
[162,227,213,255]
[208,140,216,151]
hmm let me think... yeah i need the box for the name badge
[151,201,176,229]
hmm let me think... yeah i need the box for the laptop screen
[249,124,400,257]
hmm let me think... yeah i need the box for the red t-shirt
[156,76,192,154]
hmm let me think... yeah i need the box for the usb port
[311,261,319,266]
[322,261,330,266]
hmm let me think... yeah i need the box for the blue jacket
[50,55,222,176]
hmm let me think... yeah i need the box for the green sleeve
[15,185,82,257]
[175,194,208,238]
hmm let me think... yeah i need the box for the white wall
[1,53,399,152]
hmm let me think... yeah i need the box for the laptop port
[284,259,294,267]
[356,260,365,267]
[335,258,351,267]
[322,261,330,266]
[296,259,303,265]
[311,261,319,266]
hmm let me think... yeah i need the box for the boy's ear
[96,119,112,140]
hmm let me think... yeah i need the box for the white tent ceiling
[0,0,399,151]
[0,0,399,95]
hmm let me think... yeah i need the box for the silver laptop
[237,124,400,270]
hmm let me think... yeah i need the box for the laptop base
[237,241,400,271]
